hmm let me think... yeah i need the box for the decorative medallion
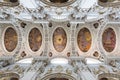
[102,28,116,52]
[93,51,99,57]
[38,0,76,7]
[49,52,53,57]
[28,28,42,52]
[53,27,67,52]
[67,52,70,57]
[77,28,92,52]
[4,27,18,52]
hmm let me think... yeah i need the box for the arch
[0,72,19,80]
[98,73,120,80]
[36,73,76,80]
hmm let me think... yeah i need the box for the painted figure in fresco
[53,27,67,52]
[4,27,18,52]
[102,28,116,52]
[77,28,91,52]
[29,28,42,52]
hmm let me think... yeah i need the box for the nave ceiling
[0,0,120,22]
[0,0,120,80]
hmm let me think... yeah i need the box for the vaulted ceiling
[0,0,119,22]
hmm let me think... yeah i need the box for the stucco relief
[53,27,67,52]
[4,27,18,52]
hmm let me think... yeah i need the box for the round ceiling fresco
[28,28,42,52]
[102,28,116,52]
[53,27,67,52]
[4,27,18,52]
[77,28,92,52]
[39,0,76,7]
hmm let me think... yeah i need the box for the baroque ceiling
[0,0,120,22]
[0,1,120,80]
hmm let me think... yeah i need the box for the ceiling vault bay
[0,0,120,80]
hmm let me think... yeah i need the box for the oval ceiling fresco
[53,27,67,52]
[102,28,116,52]
[4,27,18,52]
[77,28,92,52]
[28,28,42,52]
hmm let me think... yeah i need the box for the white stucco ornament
[50,58,68,65]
